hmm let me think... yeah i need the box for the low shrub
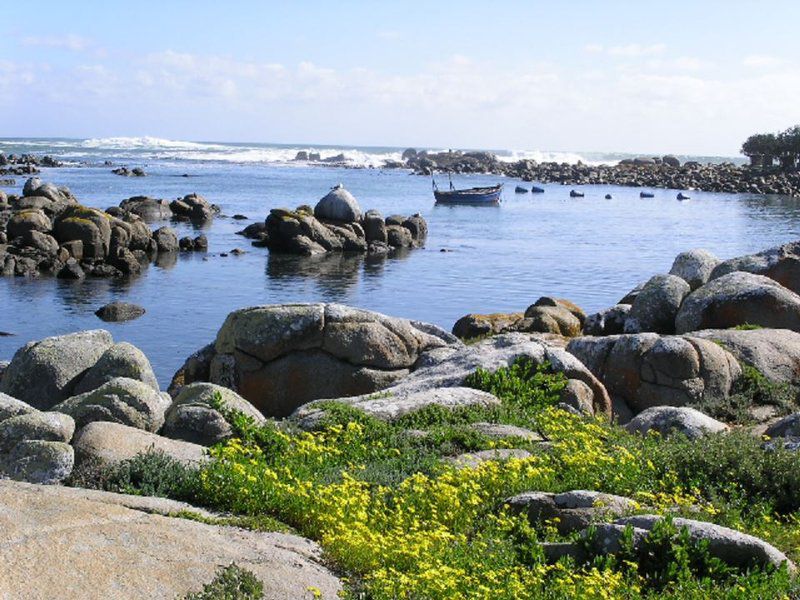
[182,563,263,600]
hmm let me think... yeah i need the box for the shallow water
[1,147,798,387]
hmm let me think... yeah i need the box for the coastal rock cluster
[238,184,427,255]
[393,148,800,197]
[0,179,218,279]
[452,239,800,421]
[0,152,62,177]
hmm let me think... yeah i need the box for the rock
[0,393,37,422]
[206,303,451,417]
[7,209,51,238]
[523,300,583,337]
[73,342,159,394]
[22,230,58,256]
[625,406,729,439]
[0,440,74,484]
[567,333,741,416]
[57,258,85,279]
[169,193,218,223]
[624,274,690,334]
[615,515,794,572]
[53,377,169,432]
[314,184,362,222]
[95,301,146,322]
[448,448,532,468]
[765,413,800,438]
[619,282,646,305]
[506,490,637,535]
[0,479,342,599]
[662,155,681,168]
[559,379,595,415]
[386,224,413,248]
[379,332,611,417]
[72,421,207,467]
[168,343,215,397]
[119,196,172,221]
[532,297,587,327]
[691,328,800,385]
[675,272,800,333]
[710,240,800,294]
[296,387,501,425]
[161,382,266,446]
[53,205,112,260]
[22,176,42,196]
[0,411,75,453]
[669,249,720,290]
[451,312,525,340]
[152,226,179,252]
[363,209,388,244]
[583,304,631,336]
[402,215,428,246]
[469,422,543,441]
[0,330,114,409]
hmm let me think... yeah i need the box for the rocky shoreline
[1,236,800,596]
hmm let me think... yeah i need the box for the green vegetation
[182,563,263,600]
[732,323,763,331]
[741,124,800,170]
[72,361,800,598]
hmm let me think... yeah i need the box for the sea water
[0,137,796,386]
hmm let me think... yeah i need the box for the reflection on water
[1,162,799,387]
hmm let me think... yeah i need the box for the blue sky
[1,1,798,155]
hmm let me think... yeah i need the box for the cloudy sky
[1,1,798,155]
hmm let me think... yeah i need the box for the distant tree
[777,125,800,170]
[741,133,778,169]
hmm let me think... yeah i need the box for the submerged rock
[95,301,146,322]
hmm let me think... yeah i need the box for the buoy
[569,190,584,198]
[605,193,612,199]
[640,191,655,198]
[531,185,545,193]
[677,192,690,200]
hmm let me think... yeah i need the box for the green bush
[182,563,263,600]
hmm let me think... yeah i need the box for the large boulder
[303,332,612,419]
[169,193,218,223]
[567,333,741,417]
[0,480,343,599]
[615,515,794,572]
[583,304,631,336]
[73,342,159,394]
[0,393,37,422]
[523,297,584,337]
[0,330,114,409]
[691,328,800,385]
[624,274,690,334]
[152,226,179,252]
[72,421,207,467]
[6,209,51,238]
[161,382,266,446]
[0,440,74,484]
[675,271,800,333]
[314,185,362,222]
[119,196,173,222]
[506,490,637,535]
[201,303,454,417]
[669,249,720,290]
[53,206,112,260]
[95,301,146,322]
[0,411,75,454]
[624,406,729,439]
[53,378,169,432]
[710,240,800,294]
[451,312,524,340]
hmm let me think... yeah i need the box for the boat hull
[434,185,502,205]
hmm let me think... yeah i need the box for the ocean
[0,136,793,387]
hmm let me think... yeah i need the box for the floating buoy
[605,194,612,199]
[531,185,545,193]
[640,191,655,198]
[677,192,691,200]
[569,190,584,198]
[515,185,529,194]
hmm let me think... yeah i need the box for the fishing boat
[432,175,502,205]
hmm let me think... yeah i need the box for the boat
[433,177,502,205]
[677,192,691,201]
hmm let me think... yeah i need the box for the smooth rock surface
[0,440,74,484]
[0,411,75,453]
[669,249,720,290]
[0,480,342,599]
[74,342,159,394]
[624,274,690,334]
[625,406,729,439]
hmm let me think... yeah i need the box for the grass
[69,360,800,599]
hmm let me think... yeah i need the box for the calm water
[0,138,797,386]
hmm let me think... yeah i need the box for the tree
[741,133,778,169]
[777,126,800,170]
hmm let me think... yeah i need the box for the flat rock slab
[447,448,532,469]
[0,480,342,599]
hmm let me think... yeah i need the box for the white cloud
[607,43,666,57]
[743,54,784,68]
[21,34,94,52]
[584,44,604,54]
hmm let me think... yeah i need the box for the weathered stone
[162,382,266,446]
[53,377,169,432]
[119,196,173,221]
[0,393,37,422]
[559,379,595,415]
[676,272,800,333]
[567,333,741,416]
[74,342,159,394]
[363,209,388,243]
[669,249,720,290]
[314,185,362,222]
[469,422,543,441]
[507,490,637,535]
[451,312,525,340]
[615,515,794,572]
[710,240,800,294]
[95,301,146,322]
[72,421,207,467]
[153,226,179,252]
[0,440,74,484]
[764,413,800,439]
[448,448,532,469]
[522,304,582,337]
[583,304,631,336]
[625,406,729,439]
[624,274,690,334]
[0,480,343,599]
[0,411,75,453]
[0,330,113,409]
[7,209,51,238]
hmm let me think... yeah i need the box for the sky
[0,1,798,156]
